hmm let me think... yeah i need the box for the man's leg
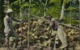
[8,31,15,49]
[57,26,67,49]
[13,31,19,48]
[5,33,10,50]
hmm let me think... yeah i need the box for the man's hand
[20,21,23,24]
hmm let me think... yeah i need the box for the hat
[6,8,13,13]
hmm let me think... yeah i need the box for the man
[46,15,67,49]
[4,8,21,49]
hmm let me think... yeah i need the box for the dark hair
[45,15,52,20]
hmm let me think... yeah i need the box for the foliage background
[0,0,80,31]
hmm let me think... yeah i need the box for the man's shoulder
[4,16,10,22]
[4,15,9,19]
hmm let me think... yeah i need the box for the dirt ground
[0,47,17,50]
[0,47,6,50]
[0,46,80,50]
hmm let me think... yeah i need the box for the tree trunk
[44,8,46,17]
[79,0,80,28]
[60,3,65,20]
[44,0,48,17]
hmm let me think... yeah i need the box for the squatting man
[4,8,22,49]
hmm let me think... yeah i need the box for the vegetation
[0,0,80,30]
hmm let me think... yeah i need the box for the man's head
[6,8,13,17]
[44,15,52,20]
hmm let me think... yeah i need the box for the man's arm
[11,17,21,22]
[47,18,59,30]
